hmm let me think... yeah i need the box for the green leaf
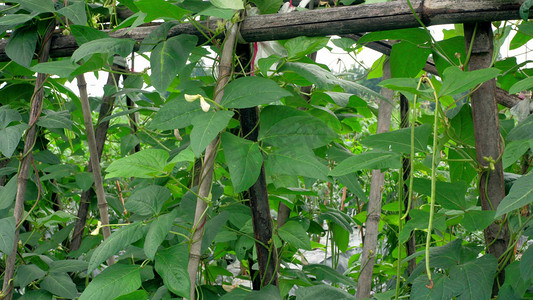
[503,140,531,169]
[0,123,28,158]
[507,114,533,141]
[439,67,501,97]
[40,272,78,299]
[358,28,431,44]
[220,77,291,108]
[88,222,145,272]
[259,115,337,149]
[0,14,36,26]
[18,290,53,300]
[138,21,178,53]
[37,110,73,130]
[6,26,38,68]
[57,1,87,25]
[13,0,54,13]
[71,38,135,62]
[412,178,468,210]
[14,264,46,288]
[245,285,282,300]
[461,209,495,232]
[48,260,88,273]
[32,60,77,78]
[449,104,475,146]
[144,209,178,260]
[509,77,533,94]
[411,273,464,300]
[155,244,190,298]
[0,176,17,210]
[520,245,533,280]
[361,124,431,154]
[399,209,446,243]
[278,221,312,250]
[149,95,204,130]
[248,0,282,14]
[330,223,349,252]
[295,284,356,299]
[125,185,171,216]
[329,151,402,177]
[75,172,94,191]
[114,290,147,300]
[495,172,533,218]
[283,36,330,60]
[150,34,198,93]
[390,41,431,78]
[201,211,230,252]
[209,0,244,10]
[319,208,353,233]
[449,255,497,300]
[79,264,141,300]
[221,133,263,193]
[197,6,235,20]
[0,217,15,255]
[378,77,430,97]
[520,0,533,20]
[190,110,234,157]
[105,148,169,179]
[0,106,22,129]
[303,264,355,286]
[135,0,191,22]
[266,147,329,181]
[70,25,109,45]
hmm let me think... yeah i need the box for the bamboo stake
[187,22,239,300]
[76,74,113,266]
[356,60,393,299]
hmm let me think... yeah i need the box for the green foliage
[1,5,532,300]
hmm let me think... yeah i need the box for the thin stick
[76,74,114,266]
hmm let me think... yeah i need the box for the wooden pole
[464,22,509,296]
[356,60,394,299]
[187,23,239,300]
[76,74,114,266]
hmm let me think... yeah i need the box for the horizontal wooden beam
[0,0,526,62]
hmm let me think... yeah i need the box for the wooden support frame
[0,0,527,62]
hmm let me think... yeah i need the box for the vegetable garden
[0,0,532,299]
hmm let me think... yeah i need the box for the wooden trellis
[0,0,527,298]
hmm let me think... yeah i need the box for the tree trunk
[464,22,509,296]
[188,23,239,300]
[400,94,416,275]
[70,68,122,251]
[356,60,393,299]
[1,22,54,300]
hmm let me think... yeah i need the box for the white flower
[200,98,211,112]
[184,94,202,102]
[184,94,210,112]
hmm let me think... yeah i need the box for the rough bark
[356,60,393,299]
[400,94,416,275]
[0,0,527,61]
[1,22,54,300]
[187,23,239,300]
[76,74,113,266]
[464,22,509,296]
[70,68,122,251]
